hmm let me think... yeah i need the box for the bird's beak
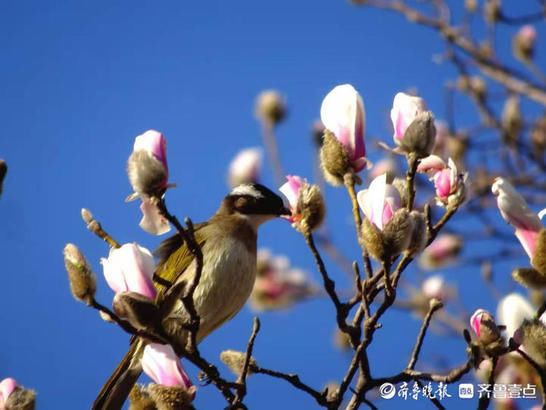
[278,205,292,217]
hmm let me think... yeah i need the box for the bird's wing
[152,222,208,295]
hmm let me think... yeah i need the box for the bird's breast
[190,235,257,341]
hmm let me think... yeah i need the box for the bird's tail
[92,339,145,410]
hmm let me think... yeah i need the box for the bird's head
[220,183,291,230]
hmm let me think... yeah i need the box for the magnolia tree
[1,2,546,410]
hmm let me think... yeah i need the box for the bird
[92,183,290,409]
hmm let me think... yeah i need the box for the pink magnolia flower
[279,175,305,223]
[101,243,157,300]
[251,249,315,311]
[492,177,545,259]
[142,343,195,397]
[433,158,465,206]
[419,233,462,269]
[0,378,17,409]
[320,84,369,172]
[390,92,427,141]
[357,173,402,231]
[127,130,172,235]
[228,148,262,187]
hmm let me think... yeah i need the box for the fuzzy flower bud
[470,309,503,346]
[513,25,537,62]
[220,350,257,377]
[320,84,369,181]
[0,378,36,410]
[101,243,157,299]
[502,96,522,144]
[279,175,326,233]
[531,115,546,160]
[63,243,97,304]
[390,92,436,157]
[128,130,169,198]
[127,130,171,236]
[419,233,463,269]
[513,320,546,368]
[492,177,545,261]
[358,173,414,260]
[255,90,286,126]
[0,159,6,198]
[227,148,262,188]
[142,344,195,395]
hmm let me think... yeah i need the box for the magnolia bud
[255,90,286,126]
[531,229,546,275]
[147,384,196,410]
[4,386,36,410]
[406,211,427,256]
[0,159,7,198]
[279,175,326,233]
[470,309,504,354]
[128,384,155,410]
[81,208,93,224]
[320,130,356,186]
[512,267,546,289]
[531,116,546,160]
[502,96,522,144]
[397,111,436,157]
[513,320,546,368]
[484,0,501,24]
[127,130,169,199]
[63,243,97,304]
[220,350,257,377]
[113,292,160,331]
[361,208,414,261]
[513,25,537,62]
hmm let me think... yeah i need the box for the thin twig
[232,318,261,407]
[408,300,444,370]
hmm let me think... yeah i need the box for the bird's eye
[234,197,248,209]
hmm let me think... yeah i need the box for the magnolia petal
[539,208,546,220]
[142,344,193,391]
[390,92,427,140]
[417,155,446,178]
[496,293,534,338]
[101,256,129,294]
[279,175,303,209]
[134,130,168,173]
[140,198,171,236]
[0,378,17,405]
[514,228,539,259]
[356,189,372,221]
[368,174,388,230]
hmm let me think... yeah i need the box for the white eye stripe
[231,184,264,199]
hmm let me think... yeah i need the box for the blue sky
[0,1,544,409]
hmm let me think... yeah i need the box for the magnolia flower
[0,378,17,408]
[142,343,195,396]
[369,156,398,180]
[127,130,171,235]
[433,158,466,207]
[422,275,447,301]
[357,173,401,231]
[101,243,157,300]
[227,148,262,187]
[391,92,428,141]
[250,249,316,311]
[496,293,535,338]
[419,233,462,269]
[492,177,545,259]
[279,175,325,232]
[470,309,503,347]
[320,84,368,172]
